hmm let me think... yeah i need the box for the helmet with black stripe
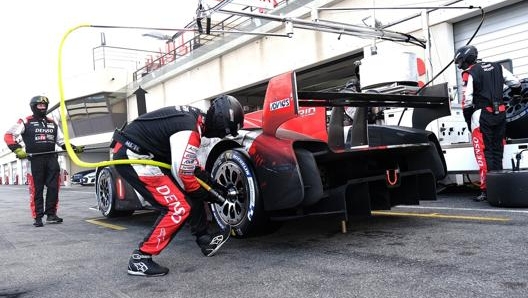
[203,95,244,138]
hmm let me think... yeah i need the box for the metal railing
[131,0,288,82]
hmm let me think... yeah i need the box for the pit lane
[1,185,527,298]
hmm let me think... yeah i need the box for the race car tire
[505,97,528,139]
[96,167,134,217]
[487,170,528,207]
[210,149,277,238]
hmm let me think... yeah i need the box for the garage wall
[454,1,528,79]
[124,0,525,115]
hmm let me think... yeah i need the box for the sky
[0,0,198,134]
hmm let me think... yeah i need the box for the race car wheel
[505,97,528,139]
[210,149,269,238]
[96,167,133,217]
[487,170,528,207]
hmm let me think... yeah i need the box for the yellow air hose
[58,24,217,191]
[58,24,171,170]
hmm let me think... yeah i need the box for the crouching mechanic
[455,45,521,201]
[111,95,244,277]
[4,95,84,227]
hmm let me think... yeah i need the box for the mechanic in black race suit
[455,45,521,202]
[4,95,84,227]
[111,95,244,277]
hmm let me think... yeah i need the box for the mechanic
[4,95,84,227]
[455,45,521,202]
[111,95,244,277]
[342,77,361,126]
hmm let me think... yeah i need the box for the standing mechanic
[455,45,521,201]
[4,95,84,227]
[111,95,244,277]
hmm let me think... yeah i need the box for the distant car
[71,170,95,184]
[81,171,96,186]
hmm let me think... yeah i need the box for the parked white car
[81,171,96,186]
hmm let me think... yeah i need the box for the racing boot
[473,191,487,202]
[46,214,63,224]
[127,250,169,277]
[33,217,43,227]
[196,225,231,257]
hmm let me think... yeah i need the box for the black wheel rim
[97,170,112,214]
[213,161,249,226]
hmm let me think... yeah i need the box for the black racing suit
[4,115,65,219]
[111,106,212,255]
[461,61,520,191]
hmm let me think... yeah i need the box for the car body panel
[95,70,450,228]
[203,70,449,219]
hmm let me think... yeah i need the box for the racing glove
[462,105,475,131]
[188,187,225,205]
[14,148,27,159]
[61,144,84,153]
[194,168,228,193]
[73,145,85,153]
[510,85,522,96]
[194,167,228,202]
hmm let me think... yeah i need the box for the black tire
[506,97,528,139]
[209,149,272,238]
[96,167,134,217]
[487,170,528,207]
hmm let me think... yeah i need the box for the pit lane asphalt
[1,184,528,298]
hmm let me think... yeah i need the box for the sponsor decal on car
[232,152,255,221]
[269,97,290,111]
[233,154,251,177]
[298,107,317,117]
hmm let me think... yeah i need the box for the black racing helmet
[29,95,49,117]
[204,95,244,138]
[454,45,478,70]
[344,77,360,92]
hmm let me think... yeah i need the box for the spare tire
[506,97,528,139]
[505,78,528,139]
[487,170,528,207]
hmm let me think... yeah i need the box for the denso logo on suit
[34,128,54,134]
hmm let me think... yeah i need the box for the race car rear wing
[261,70,450,149]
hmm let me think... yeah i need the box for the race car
[95,70,450,238]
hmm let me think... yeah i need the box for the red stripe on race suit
[471,127,488,190]
[28,173,36,218]
[138,175,191,255]
[3,118,25,147]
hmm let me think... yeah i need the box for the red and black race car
[96,70,450,238]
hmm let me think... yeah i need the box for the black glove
[194,167,213,185]
[463,105,475,130]
[188,187,225,205]
[194,168,227,191]
[194,167,229,200]
[510,85,522,96]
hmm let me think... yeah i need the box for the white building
[1,0,526,185]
